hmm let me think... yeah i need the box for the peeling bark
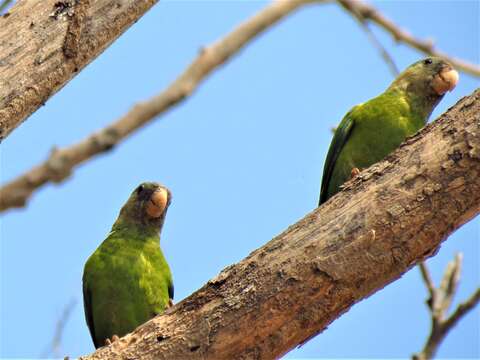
[0,0,157,141]
[82,89,480,359]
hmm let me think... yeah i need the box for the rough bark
[81,89,480,360]
[0,0,158,141]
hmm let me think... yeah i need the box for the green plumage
[83,182,173,348]
[319,57,457,205]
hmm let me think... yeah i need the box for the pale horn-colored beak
[146,188,168,218]
[432,67,459,95]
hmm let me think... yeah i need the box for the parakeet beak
[432,65,459,95]
[146,188,168,218]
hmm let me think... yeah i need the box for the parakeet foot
[168,298,174,307]
[350,167,361,179]
[104,335,120,346]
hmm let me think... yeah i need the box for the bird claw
[105,335,120,346]
[168,298,174,308]
[350,167,361,179]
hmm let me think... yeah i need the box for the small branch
[0,0,322,212]
[419,262,435,309]
[359,23,399,76]
[79,89,480,359]
[338,0,480,77]
[413,255,480,360]
[340,0,399,77]
[443,287,480,333]
[40,298,77,358]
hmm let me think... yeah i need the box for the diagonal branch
[337,0,480,77]
[0,0,159,141]
[414,255,479,360]
[341,0,399,77]
[0,0,323,212]
[444,287,480,330]
[80,89,480,359]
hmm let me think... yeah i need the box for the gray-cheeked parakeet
[319,57,459,205]
[83,182,174,348]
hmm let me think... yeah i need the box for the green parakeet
[319,57,459,205]
[83,182,174,348]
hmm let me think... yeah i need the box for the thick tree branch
[80,90,480,359]
[338,0,480,77]
[414,256,480,360]
[0,0,321,212]
[0,0,158,141]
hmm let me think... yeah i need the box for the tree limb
[80,90,480,359]
[365,36,477,357]
[0,0,158,141]
[337,0,480,77]
[0,0,321,212]
[414,256,480,360]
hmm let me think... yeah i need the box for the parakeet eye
[136,184,145,195]
[423,58,433,65]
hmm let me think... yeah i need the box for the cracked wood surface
[0,0,157,141]
[82,89,480,359]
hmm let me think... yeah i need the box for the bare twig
[40,298,77,358]
[0,0,322,212]
[359,23,399,76]
[419,262,435,307]
[341,0,399,76]
[338,0,480,77]
[444,287,480,330]
[413,254,480,360]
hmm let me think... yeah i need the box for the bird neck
[111,216,161,241]
[386,85,442,126]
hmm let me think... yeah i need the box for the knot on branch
[46,147,72,183]
[50,0,77,20]
[91,127,119,153]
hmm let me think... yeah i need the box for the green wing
[319,108,357,205]
[82,278,100,348]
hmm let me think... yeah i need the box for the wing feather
[82,279,100,348]
[319,107,357,205]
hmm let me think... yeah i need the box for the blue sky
[1,0,478,358]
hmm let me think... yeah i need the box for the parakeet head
[115,182,172,230]
[389,57,459,97]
